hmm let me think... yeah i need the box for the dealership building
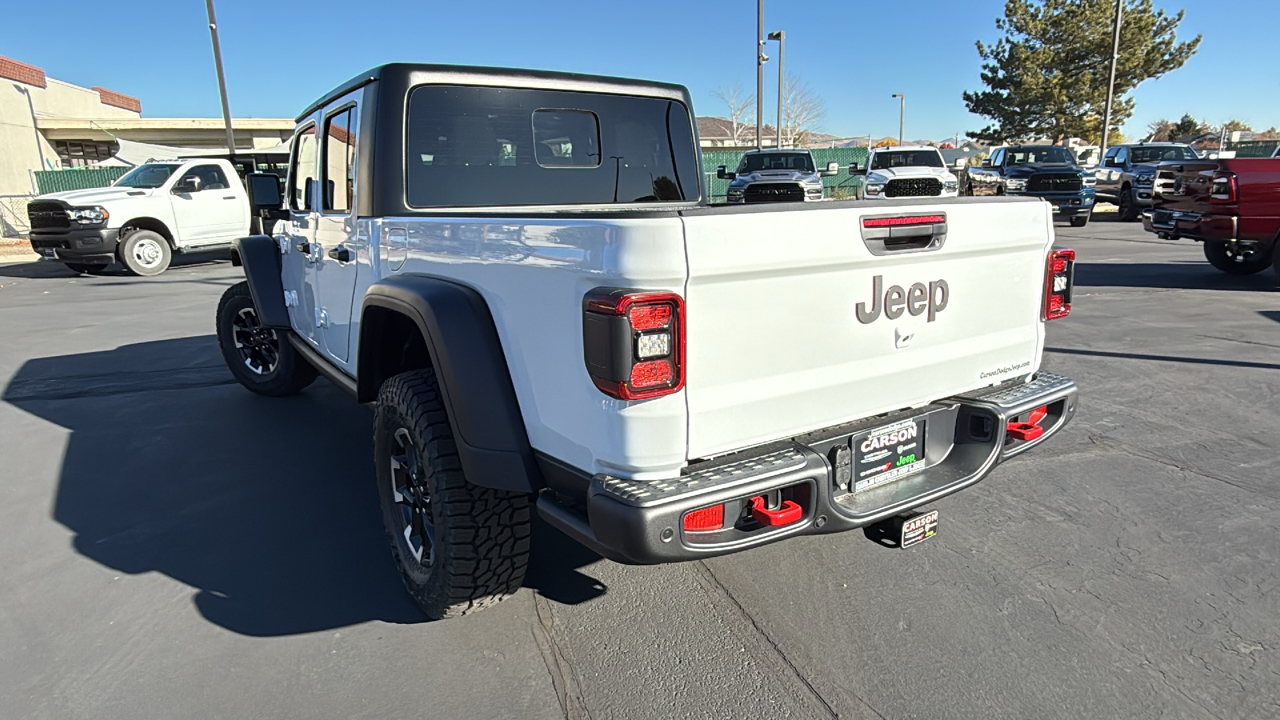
[0,55,293,197]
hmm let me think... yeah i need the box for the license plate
[853,417,926,493]
[39,248,57,259]
[902,510,939,548]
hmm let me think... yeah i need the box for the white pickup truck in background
[852,145,961,200]
[26,158,251,276]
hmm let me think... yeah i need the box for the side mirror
[247,173,287,219]
[172,177,198,194]
[819,161,839,177]
[716,165,735,180]
[981,159,992,168]
[848,163,865,175]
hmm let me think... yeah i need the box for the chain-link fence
[33,167,130,195]
[702,148,870,203]
[0,194,34,239]
[1228,140,1279,158]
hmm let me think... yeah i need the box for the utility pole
[768,30,785,148]
[1099,0,1123,159]
[205,0,236,158]
[755,0,766,150]
[892,94,905,146]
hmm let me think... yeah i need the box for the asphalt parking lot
[1,208,1278,720]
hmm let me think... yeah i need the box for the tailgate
[680,199,1053,459]
[1152,160,1219,213]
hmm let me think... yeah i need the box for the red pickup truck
[1143,158,1280,277]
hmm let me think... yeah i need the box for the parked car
[965,145,1096,227]
[717,148,838,203]
[217,63,1078,620]
[848,146,960,200]
[1143,157,1280,277]
[26,158,251,276]
[1095,142,1198,221]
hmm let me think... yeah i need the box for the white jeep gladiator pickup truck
[27,158,251,276]
[215,64,1078,619]
[851,145,961,200]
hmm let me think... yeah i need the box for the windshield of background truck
[1129,145,1197,164]
[405,85,698,207]
[737,152,815,173]
[113,163,181,188]
[1005,146,1075,165]
[870,150,944,170]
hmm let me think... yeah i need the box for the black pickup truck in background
[965,145,1097,227]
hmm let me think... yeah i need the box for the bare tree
[712,83,755,146]
[780,74,825,147]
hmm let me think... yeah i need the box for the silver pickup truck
[715,148,839,203]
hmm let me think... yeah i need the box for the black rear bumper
[29,229,120,264]
[538,373,1077,564]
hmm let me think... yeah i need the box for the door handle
[222,196,236,200]
[327,245,353,263]
[296,241,311,254]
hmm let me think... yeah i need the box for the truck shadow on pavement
[0,252,231,279]
[1073,261,1278,292]
[2,335,607,636]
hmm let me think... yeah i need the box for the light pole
[892,94,905,146]
[768,30,784,148]
[755,0,767,150]
[1099,0,1123,158]
[205,0,236,158]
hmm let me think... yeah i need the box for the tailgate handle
[860,213,947,255]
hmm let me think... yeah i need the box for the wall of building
[0,56,141,195]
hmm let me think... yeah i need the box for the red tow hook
[750,496,803,527]
[1006,406,1048,441]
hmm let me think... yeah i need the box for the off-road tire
[118,229,172,276]
[65,262,109,275]
[1117,187,1139,222]
[216,281,317,396]
[1203,240,1271,275]
[1070,214,1090,228]
[374,369,531,620]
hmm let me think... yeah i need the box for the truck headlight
[943,180,958,193]
[67,206,109,225]
[1005,178,1027,191]
[864,183,884,196]
[726,188,743,201]
[1082,173,1096,187]
[1134,175,1153,186]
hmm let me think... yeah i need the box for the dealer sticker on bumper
[853,417,926,493]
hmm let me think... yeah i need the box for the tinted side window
[990,149,1004,166]
[323,108,357,212]
[1116,147,1128,165]
[177,164,230,191]
[406,85,698,207]
[290,124,318,212]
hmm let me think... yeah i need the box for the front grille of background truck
[884,178,943,197]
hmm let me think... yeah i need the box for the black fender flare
[232,236,290,329]
[359,274,542,494]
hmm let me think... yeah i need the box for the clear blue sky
[3,0,1275,142]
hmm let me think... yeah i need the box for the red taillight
[862,214,946,228]
[630,359,673,387]
[1044,248,1074,321]
[683,504,724,532]
[1210,172,1238,203]
[628,304,671,331]
[583,289,685,400]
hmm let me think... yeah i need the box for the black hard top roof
[296,63,692,122]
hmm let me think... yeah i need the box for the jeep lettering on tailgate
[856,275,950,324]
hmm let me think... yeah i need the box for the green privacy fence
[33,167,130,195]
[1228,140,1279,158]
[701,147,871,202]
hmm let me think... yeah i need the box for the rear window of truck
[405,85,699,207]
